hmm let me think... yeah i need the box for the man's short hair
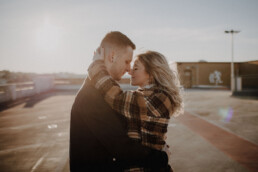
[100,31,136,50]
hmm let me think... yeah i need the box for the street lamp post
[225,30,240,91]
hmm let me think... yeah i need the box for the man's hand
[93,47,105,61]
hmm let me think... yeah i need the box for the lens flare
[218,107,233,122]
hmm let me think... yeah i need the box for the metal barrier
[0,76,54,103]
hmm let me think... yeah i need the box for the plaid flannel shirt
[88,60,173,171]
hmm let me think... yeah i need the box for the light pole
[225,30,240,91]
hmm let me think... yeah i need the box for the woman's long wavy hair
[137,51,184,117]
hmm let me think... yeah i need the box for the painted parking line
[31,153,49,172]
[177,111,258,172]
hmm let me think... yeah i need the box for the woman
[88,49,183,171]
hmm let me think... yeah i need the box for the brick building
[176,60,258,90]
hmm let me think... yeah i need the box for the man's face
[109,46,133,81]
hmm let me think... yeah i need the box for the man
[70,31,169,171]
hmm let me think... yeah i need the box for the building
[176,60,258,90]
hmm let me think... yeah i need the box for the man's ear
[107,50,115,63]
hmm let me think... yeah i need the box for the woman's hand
[93,47,105,61]
[88,47,106,80]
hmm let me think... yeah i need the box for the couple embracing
[70,31,183,172]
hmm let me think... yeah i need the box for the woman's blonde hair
[137,51,184,117]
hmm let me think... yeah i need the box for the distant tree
[0,70,35,83]
[2,70,11,80]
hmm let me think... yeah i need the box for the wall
[238,63,258,89]
[0,76,54,103]
[177,62,236,88]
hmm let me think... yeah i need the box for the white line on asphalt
[31,153,49,172]
[55,151,69,172]
[48,124,58,129]
[38,116,47,119]
[57,132,68,137]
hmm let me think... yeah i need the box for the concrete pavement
[0,91,74,172]
[0,89,257,172]
[167,90,258,172]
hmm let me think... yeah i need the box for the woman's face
[130,58,150,87]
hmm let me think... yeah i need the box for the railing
[54,78,84,90]
[0,82,34,103]
[0,76,54,103]
[1,73,257,104]
[0,77,139,104]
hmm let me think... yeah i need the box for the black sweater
[69,78,169,172]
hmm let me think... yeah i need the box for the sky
[0,0,258,74]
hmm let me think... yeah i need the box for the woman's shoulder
[137,86,172,102]
[151,86,170,96]
[151,87,174,106]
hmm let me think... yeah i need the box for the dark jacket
[69,78,169,171]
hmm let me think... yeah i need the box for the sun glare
[36,19,62,51]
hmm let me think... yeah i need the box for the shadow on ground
[0,90,78,112]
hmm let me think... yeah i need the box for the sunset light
[0,1,258,172]
[36,18,63,51]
